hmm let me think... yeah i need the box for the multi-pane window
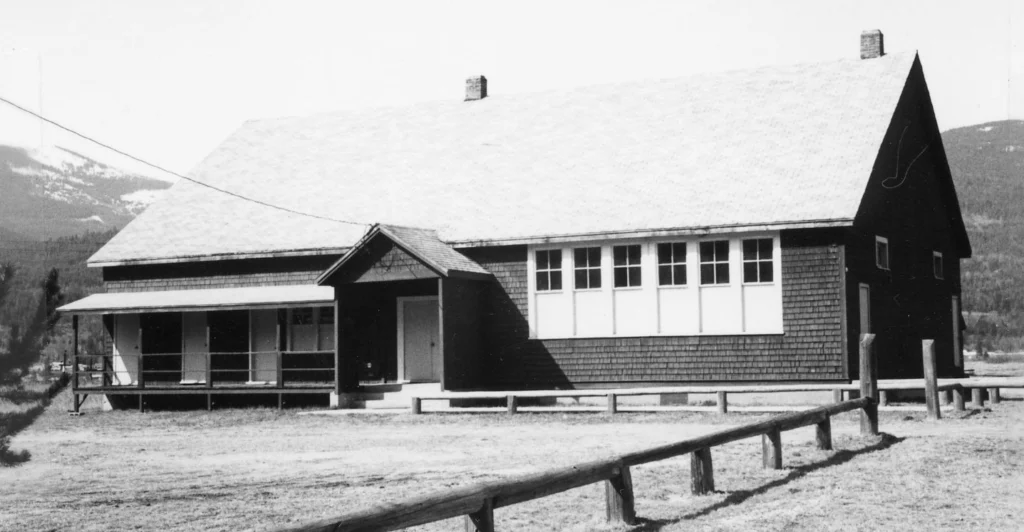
[933,251,944,279]
[875,236,890,270]
[613,245,642,287]
[657,242,687,286]
[699,241,730,285]
[535,249,563,291]
[574,247,602,290]
[742,238,774,283]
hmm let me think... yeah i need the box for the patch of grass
[3,394,1024,531]
[0,373,69,466]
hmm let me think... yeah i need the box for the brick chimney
[860,30,884,59]
[465,75,487,101]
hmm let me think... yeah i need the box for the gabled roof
[90,52,922,266]
[317,224,491,284]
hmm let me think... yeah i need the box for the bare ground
[3,378,1024,532]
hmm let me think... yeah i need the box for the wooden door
[859,284,871,336]
[952,296,962,368]
[250,309,278,383]
[113,314,141,385]
[401,298,440,382]
[181,312,207,383]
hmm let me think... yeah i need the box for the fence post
[507,395,518,415]
[940,390,952,405]
[922,339,941,420]
[832,389,843,403]
[815,414,832,451]
[859,334,878,435]
[989,388,1001,404]
[605,464,636,524]
[607,393,617,415]
[952,386,966,412]
[411,397,422,415]
[71,316,80,409]
[971,388,984,408]
[464,498,494,532]
[690,448,715,495]
[762,427,782,469]
[716,391,728,414]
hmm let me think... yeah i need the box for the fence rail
[281,395,877,532]
[71,350,335,390]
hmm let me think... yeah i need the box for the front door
[400,298,440,382]
[181,312,208,383]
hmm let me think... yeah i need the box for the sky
[0,0,1021,182]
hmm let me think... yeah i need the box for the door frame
[396,296,440,382]
[858,283,871,336]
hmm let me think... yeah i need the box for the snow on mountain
[0,144,173,240]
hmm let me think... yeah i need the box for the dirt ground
[2,374,1023,532]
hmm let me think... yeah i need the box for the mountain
[0,144,172,241]
[943,120,1024,349]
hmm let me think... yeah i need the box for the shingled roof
[90,51,921,266]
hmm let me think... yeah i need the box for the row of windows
[874,236,945,279]
[536,238,775,292]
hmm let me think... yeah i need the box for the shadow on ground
[632,432,905,531]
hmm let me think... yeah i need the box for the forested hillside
[944,120,1024,350]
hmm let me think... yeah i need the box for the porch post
[334,298,342,396]
[72,315,79,410]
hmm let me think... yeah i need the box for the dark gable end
[849,53,969,379]
[857,53,971,258]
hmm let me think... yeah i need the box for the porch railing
[71,350,335,390]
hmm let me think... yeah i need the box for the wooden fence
[278,337,881,532]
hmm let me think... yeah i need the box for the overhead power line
[0,95,369,227]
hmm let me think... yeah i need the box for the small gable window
[700,240,730,285]
[574,247,602,290]
[933,251,944,279]
[613,245,642,288]
[742,238,774,283]
[657,242,687,286]
[875,236,890,271]
[535,249,562,291]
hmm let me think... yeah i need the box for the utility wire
[0,95,369,227]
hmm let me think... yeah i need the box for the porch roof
[57,285,334,315]
[317,224,491,284]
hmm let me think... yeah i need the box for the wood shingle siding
[463,231,845,389]
[103,256,341,293]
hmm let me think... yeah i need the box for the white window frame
[741,237,775,285]
[933,251,944,280]
[573,246,602,291]
[875,236,890,271]
[699,240,731,285]
[612,244,643,289]
[535,248,564,292]
[527,232,783,339]
[657,241,688,287]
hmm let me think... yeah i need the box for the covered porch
[321,224,492,402]
[59,285,339,411]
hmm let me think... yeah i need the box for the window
[933,251,944,279]
[875,236,889,270]
[613,245,642,287]
[291,307,314,325]
[536,249,563,291]
[319,306,334,325]
[574,247,602,289]
[700,241,730,285]
[742,238,774,283]
[657,242,687,286]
